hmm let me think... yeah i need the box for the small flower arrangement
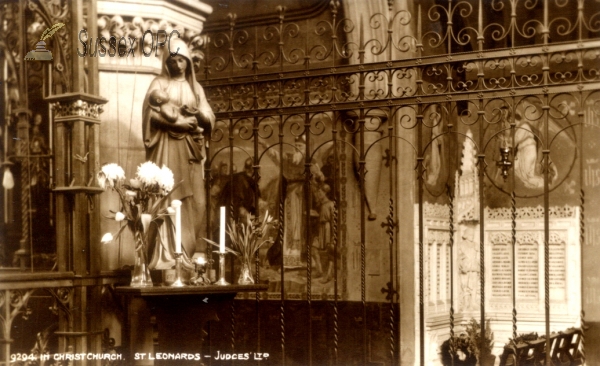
[204,211,276,284]
[464,318,494,361]
[441,333,476,366]
[441,319,494,366]
[98,161,179,286]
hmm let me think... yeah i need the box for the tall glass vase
[131,240,153,287]
[237,260,254,285]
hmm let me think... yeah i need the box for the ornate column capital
[46,92,108,121]
[92,0,213,70]
[97,0,213,33]
[45,92,108,194]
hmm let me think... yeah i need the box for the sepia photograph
[0,0,599,365]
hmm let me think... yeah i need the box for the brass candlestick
[215,252,230,286]
[170,252,185,287]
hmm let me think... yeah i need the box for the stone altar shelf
[115,284,268,365]
[115,284,267,297]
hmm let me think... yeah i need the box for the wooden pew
[499,328,582,366]
[551,328,583,366]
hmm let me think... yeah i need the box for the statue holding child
[142,37,215,269]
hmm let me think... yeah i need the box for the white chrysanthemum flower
[101,232,114,244]
[159,165,174,193]
[114,212,126,222]
[101,163,125,187]
[136,161,161,186]
[129,178,142,189]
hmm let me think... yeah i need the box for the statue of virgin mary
[142,37,215,269]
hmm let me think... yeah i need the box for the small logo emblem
[24,23,64,61]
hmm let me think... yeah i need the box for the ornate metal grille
[200,1,600,365]
[0,0,598,365]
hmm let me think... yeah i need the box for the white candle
[219,206,226,253]
[171,200,182,253]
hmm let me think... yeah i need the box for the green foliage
[464,318,494,359]
[204,212,276,261]
[441,318,494,366]
[442,333,475,366]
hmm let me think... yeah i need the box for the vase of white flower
[98,162,180,287]
[131,234,153,287]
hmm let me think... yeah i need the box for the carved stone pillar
[47,93,107,274]
[13,108,31,268]
[46,92,107,364]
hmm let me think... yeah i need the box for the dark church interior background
[1,0,599,365]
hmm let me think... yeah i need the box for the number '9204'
[11,354,39,362]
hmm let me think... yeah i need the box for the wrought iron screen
[199,1,600,365]
[0,0,599,365]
